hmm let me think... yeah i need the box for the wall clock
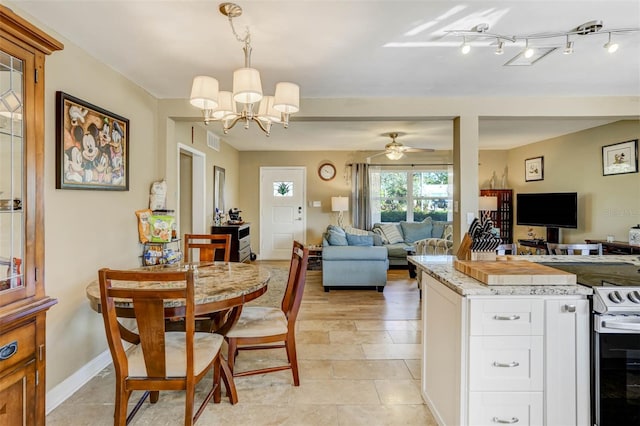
[318,163,336,181]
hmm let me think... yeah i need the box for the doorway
[177,144,206,237]
[260,167,306,260]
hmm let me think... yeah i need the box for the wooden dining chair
[98,268,237,426]
[225,241,309,386]
[546,242,603,255]
[184,233,231,263]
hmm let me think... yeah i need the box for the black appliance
[542,262,640,426]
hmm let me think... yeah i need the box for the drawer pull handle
[493,314,520,321]
[492,361,520,368]
[492,417,519,424]
[0,341,18,360]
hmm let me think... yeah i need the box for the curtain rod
[346,163,453,167]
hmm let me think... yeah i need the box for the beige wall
[507,120,640,243]
[479,150,509,190]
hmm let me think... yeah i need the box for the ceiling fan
[368,132,434,161]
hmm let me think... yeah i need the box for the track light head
[563,36,574,55]
[523,40,535,58]
[604,33,619,53]
[461,37,470,54]
[495,40,505,55]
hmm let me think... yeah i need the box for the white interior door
[260,167,306,260]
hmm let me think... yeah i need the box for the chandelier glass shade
[189,3,300,136]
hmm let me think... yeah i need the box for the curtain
[351,163,372,229]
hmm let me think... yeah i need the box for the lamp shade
[190,76,219,110]
[273,82,300,113]
[257,95,281,123]
[478,196,498,211]
[212,91,237,120]
[233,67,263,104]
[331,196,349,212]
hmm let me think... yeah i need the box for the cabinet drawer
[469,392,543,426]
[239,236,251,251]
[469,336,543,391]
[0,320,36,375]
[470,299,543,336]
[239,246,251,263]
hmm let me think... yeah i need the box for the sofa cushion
[323,245,388,261]
[327,230,348,246]
[400,220,432,243]
[379,223,404,244]
[443,224,453,241]
[369,231,384,246]
[327,225,346,236]
[386,243,411,259]
[346,233,374,246]
[372,227,389,244]
[344,226,368,236]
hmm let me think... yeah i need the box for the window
[370,167,453,223]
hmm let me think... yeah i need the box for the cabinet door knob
[564,304,576,313]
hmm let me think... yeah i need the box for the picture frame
[525,156,544,182]
[213,166,226,214]
[602,139,638,176]
[55,91,129,190]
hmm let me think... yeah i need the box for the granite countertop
[408,254,640,296]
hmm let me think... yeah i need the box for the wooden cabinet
[0,6,62,425]
[480,189,513,244]
[422,273,590,425]
[585,239,640,255]
[210,223,251,262]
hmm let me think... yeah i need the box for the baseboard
[46,349,113,414]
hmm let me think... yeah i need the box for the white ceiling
[13,0,640,152]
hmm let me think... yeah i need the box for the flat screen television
[516,192,578,229]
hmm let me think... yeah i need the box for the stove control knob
[628,291,640,304]
[608,291,624,304]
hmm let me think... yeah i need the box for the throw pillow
[443,224,453,241]
[431,220,447,239]
[372,228,389,244]
[368,231,383,246]
[327,230,348,246]
[400,221,432,243]
[327,225,346,236]
[346,233,374,246]
[380,223,404,244]
[344,226,369,236]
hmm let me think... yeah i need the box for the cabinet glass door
[0,49,24,291]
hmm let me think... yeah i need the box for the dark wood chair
[225,241,309,386]
[98,268,237,426]
[184,233,232,263]
[546,243,603,255]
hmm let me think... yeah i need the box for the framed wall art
[525,156,544,182]
[602,139,638,176]
[55,91,129,190]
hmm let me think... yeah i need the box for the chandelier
[189,3,300,136]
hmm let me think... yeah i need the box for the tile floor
[47,265,437,425]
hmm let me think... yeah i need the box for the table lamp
[331,196,349,227]
[478,196,498,222]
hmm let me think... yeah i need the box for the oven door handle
[601,320,640,331]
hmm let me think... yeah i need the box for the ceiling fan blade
[365,151,388,161]
[402,147,434,153]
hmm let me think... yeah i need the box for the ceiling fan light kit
[447,20,639,66]
[189,2,300,136]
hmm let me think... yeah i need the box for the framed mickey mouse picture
[55,91,129,190]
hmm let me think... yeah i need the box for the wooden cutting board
[454,260,577,285]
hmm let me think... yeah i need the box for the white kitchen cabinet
[422,272,590,425]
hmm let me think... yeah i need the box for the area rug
[245,265,288,308]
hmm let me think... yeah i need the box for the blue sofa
[322,226,388,292]
[371,219,453,265]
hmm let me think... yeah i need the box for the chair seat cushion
[226,306,288,338]
[127,332,223,378]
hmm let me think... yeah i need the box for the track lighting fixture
[603,32,619,53]
[523,40,535,58]
[447,20,638,65]
[563,35,574,55]
[460,37,471,54]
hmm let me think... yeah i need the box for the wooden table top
[86,262,271,314]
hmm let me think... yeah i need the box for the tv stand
[518,239,549,254]
[546,227,560,244]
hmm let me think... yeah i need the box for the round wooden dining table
[86,261,271,334]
